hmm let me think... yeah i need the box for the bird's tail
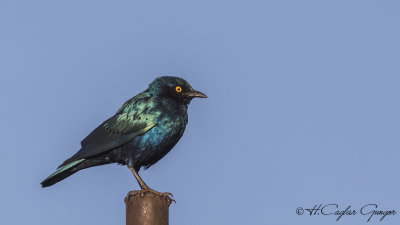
[41,159,85,187]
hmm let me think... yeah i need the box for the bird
[41,76,206,197]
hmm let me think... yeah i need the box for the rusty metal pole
[125,190,173,225]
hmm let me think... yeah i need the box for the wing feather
[59,93,157,167]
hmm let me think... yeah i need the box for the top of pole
[125,190,173,225]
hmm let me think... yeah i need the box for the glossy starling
[41,76,207,196]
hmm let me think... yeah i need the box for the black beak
[183,90,207,99]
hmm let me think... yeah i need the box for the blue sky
[1,1,399,224]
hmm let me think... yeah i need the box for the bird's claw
[143,189,176,204]
[163,192,174,198]
[163,192,175,203]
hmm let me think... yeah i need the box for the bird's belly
[118,119,186,170]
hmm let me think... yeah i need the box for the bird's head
[148,76,207,104]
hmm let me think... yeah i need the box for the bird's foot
[143,188,176,204]
[127,188,175,205]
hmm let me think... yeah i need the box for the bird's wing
[59,94,158,168]
[81,112,157,153]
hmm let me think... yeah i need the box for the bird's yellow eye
[175,86,182,93]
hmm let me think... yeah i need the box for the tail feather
[41,159,85,187]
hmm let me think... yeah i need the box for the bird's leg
[127,165,150,190]
[127,165,175,202]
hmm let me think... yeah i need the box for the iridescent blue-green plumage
[41,76,206,187]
